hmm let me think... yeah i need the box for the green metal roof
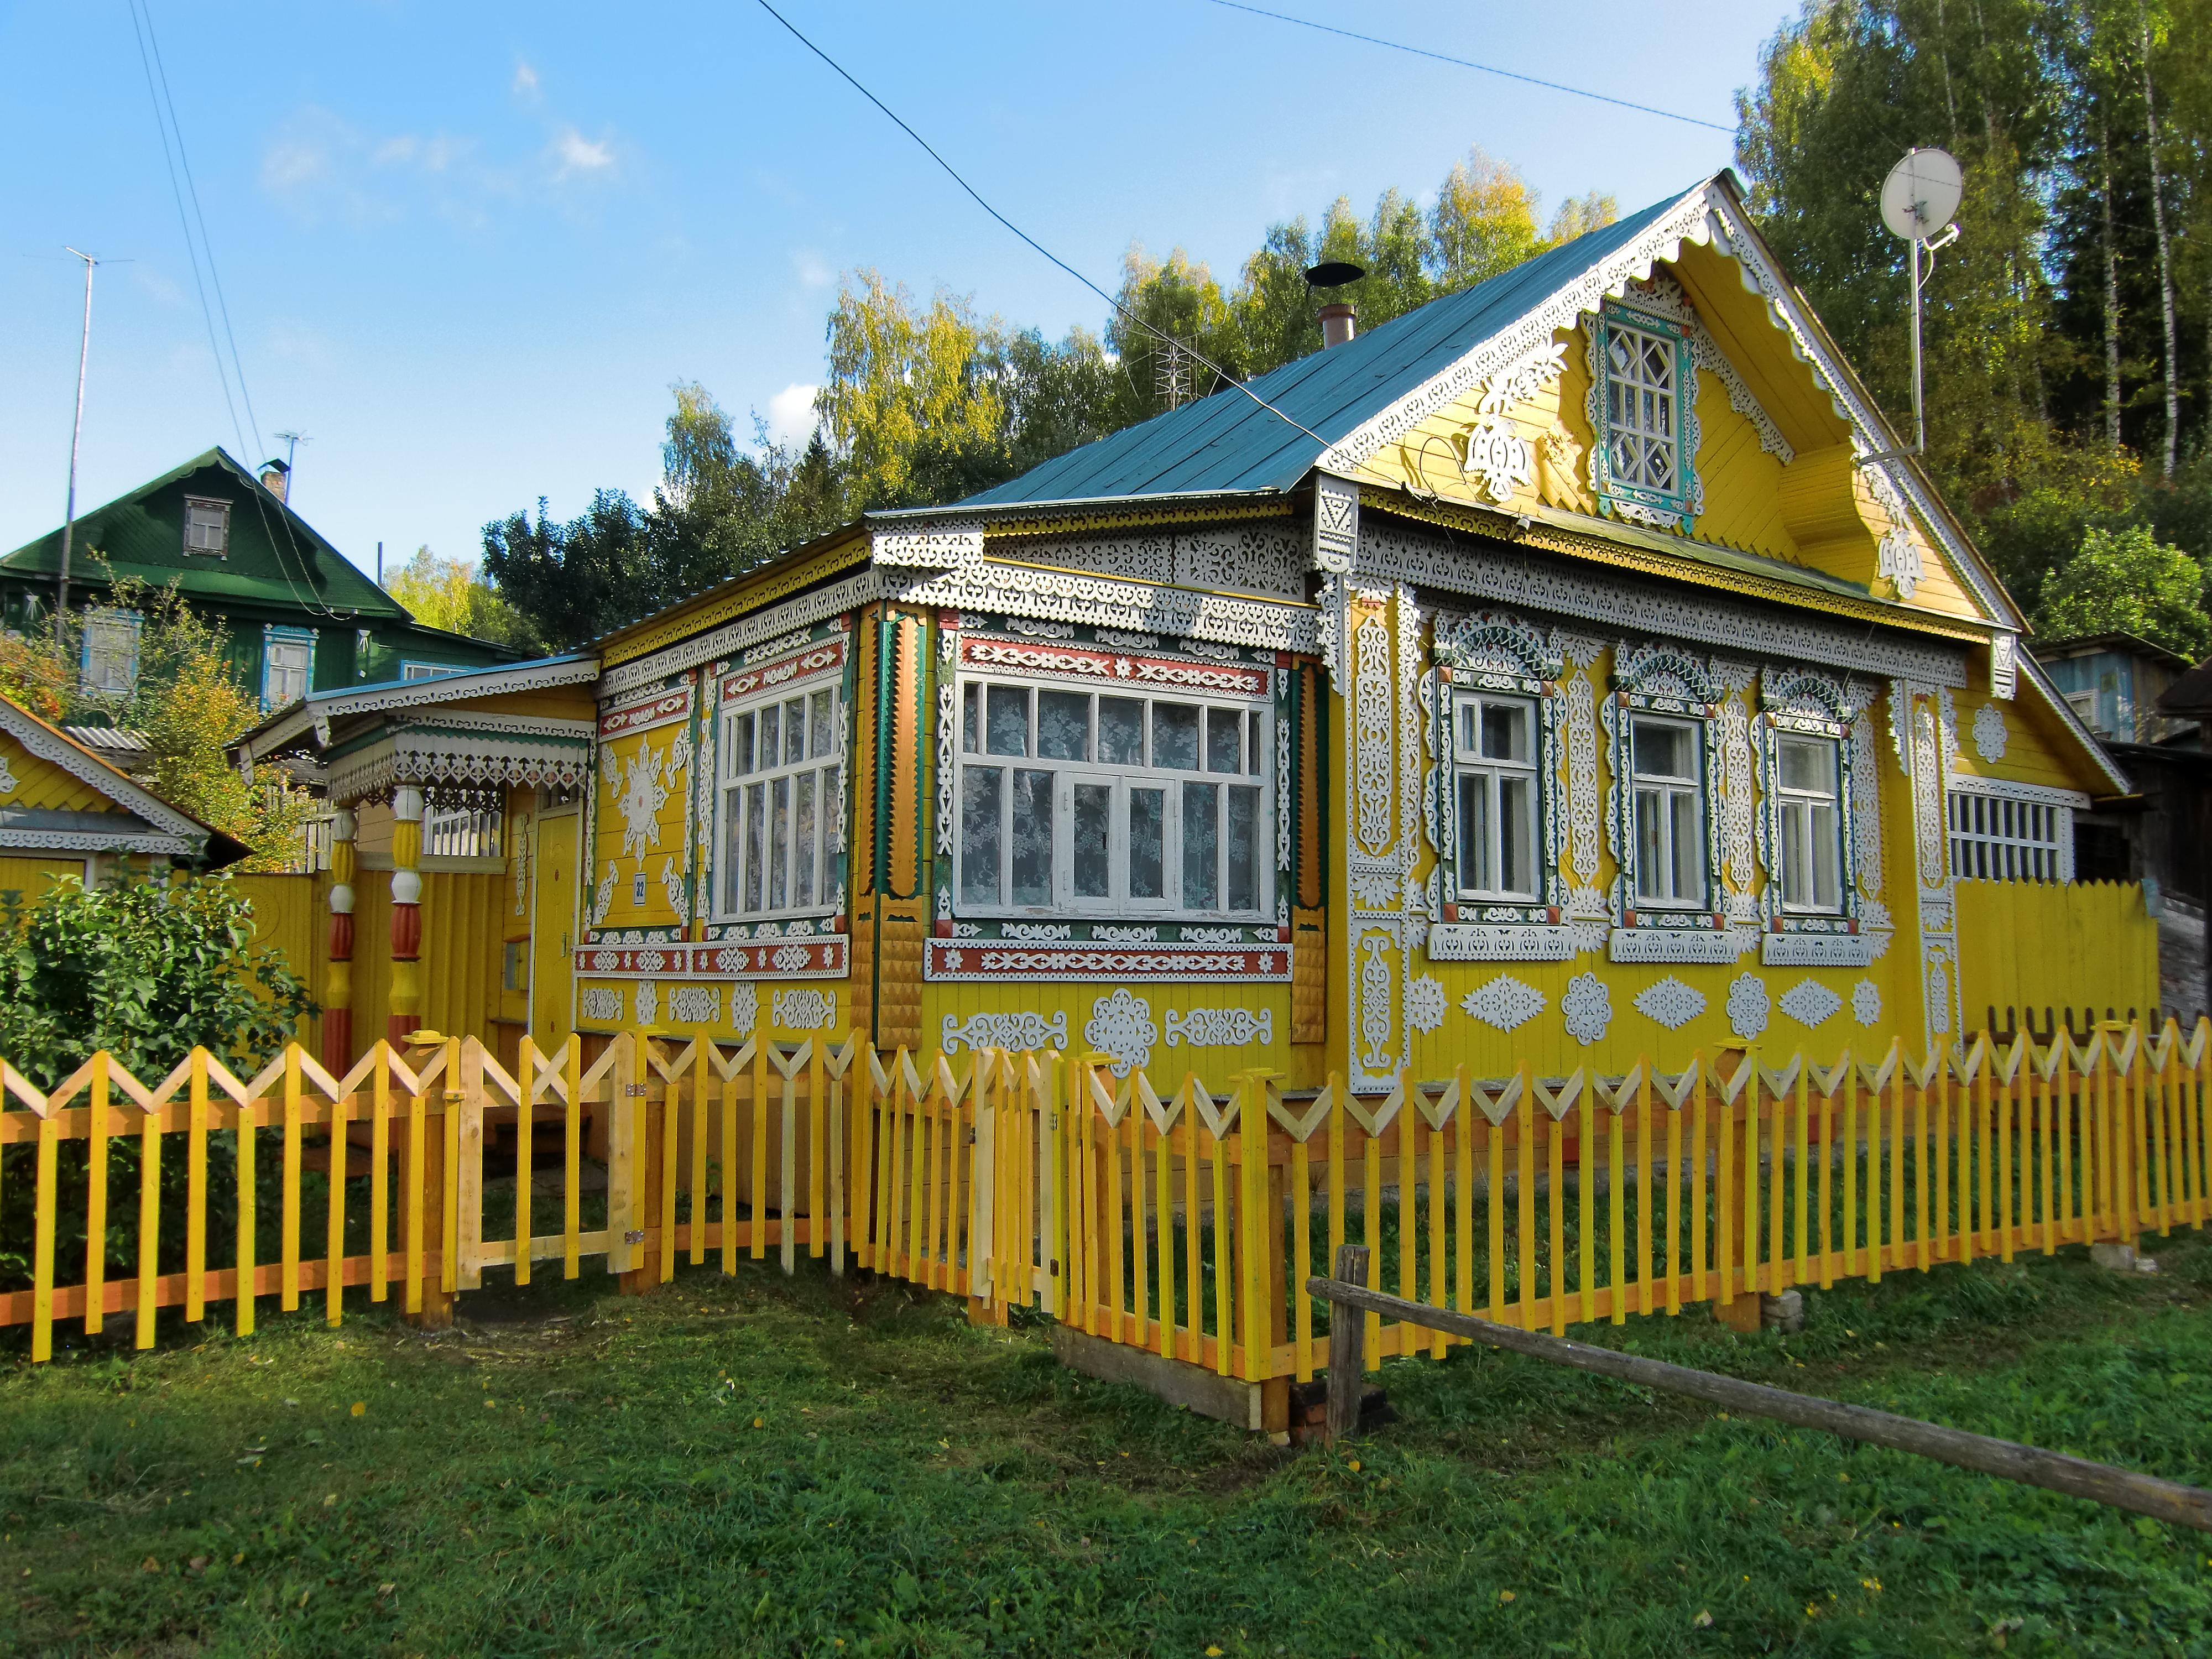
[0,447,406,621]
[963,186,1700,505]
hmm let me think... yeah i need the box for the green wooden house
[0,447,520,709]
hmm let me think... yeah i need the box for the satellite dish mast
[1879,147,1963,455]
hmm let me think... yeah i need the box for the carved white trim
[993,524,1306,601]
[0,699,215,849]
[1990,632,2018,700]
[1943,771,2090,809]
[1313,472,1359,574]
[1085,988,1159,1078]
[1563,667,1602,892]
[1562,972,1614,1045]
[599,576,879,699]
[941,1010,1070,1053]
[1718,689,1758,924]
[1849,712,1885,904]
[1970,701,2008,761]
[610,738,674,863]
[1164,1007,1275,1047]
[667,984,720,1025]
[894,561,1318,655]
[730,980,759,1036]
[580,985,624,1024]
[1405,974,1447,1034]
[1462,974,1547,1032]
[872,519,984,568]
[1761,931,1882,967]
[1725,972,1770,1040]
[634,980,658,1027]
[1354,612,1394,853]
[1851,979,1882,1026]
[1609,927,1757,963]
[1427,922,1584,961]
[770,987,838,1031]
[1354,523,1967,686]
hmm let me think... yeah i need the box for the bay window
[956,677,1267,917]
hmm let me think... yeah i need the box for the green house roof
[1,447,407,622]
[963,187,1695,505]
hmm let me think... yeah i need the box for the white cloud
[550,126,614,179]
[791,249,834,289]
[766,383,820,447]
[513,61,540,97]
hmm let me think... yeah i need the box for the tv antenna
[56,247,103,638]
[1878,148,1962,456]
[272,428,309,502]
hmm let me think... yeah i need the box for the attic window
[1587,301,1699,530]
[183,495,231,556]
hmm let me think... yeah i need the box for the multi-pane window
[182,495,230,556]
[1949,789,2069,883]
[1773,735,1842,911]
[81,610,141,696]
[1451,692,1538,900]
[1605,321,1679,499]
[956,679,1266,916]
[262,627,313,707]
[718,685,841,917]
[1630,716,1704,907]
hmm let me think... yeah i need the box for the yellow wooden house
[235,171,2149,1092]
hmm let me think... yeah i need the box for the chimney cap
[1305,260,1365,289]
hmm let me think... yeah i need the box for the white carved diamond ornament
[1973,701,2008,761]
[612,739,674,863]
[1462,975,1547,1033]
[1561,972,1614,1045]
[1632,977,1706,1031]
[1777,978,1843,1029]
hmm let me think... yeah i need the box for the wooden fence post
[1324,1242,1369,1442]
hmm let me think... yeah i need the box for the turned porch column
[388,785,424,1046]
[324,807,356,1070]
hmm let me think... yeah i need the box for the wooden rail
[1308,1268,2212,1533]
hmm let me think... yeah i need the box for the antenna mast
[1879,148,1963,455]
[57,247,99,644]
[273,428,309,504]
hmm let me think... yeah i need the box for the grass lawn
[5,1232,2212,1657]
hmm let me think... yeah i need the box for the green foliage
[2035,524,2212,656]
[0,868,312,1094]
[4,1243,2211,1654]
[383,545,544,655]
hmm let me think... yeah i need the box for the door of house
[530,809,578,1050]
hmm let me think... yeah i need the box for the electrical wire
[751,0,1334,452]
[128,0,349,622]
[1203,1,1738,134]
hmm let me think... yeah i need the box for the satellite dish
[1304,261,1365,289]
[1881,148,1962,242]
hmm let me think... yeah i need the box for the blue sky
[0,2,1792,582]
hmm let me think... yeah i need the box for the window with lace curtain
[954,675,1269,919]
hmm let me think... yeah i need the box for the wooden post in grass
[1324,1243,1369,1442]
[1309,1274,2212,1533]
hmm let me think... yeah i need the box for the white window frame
[182,495,231,556]
[1947,776,2080,884]
[401,661,461,681]
[1628,712,1707,911]
[80,608,143,697]
[712,677,844,923]
[952,673,1271,922]
[262,625,314,709]
[1587,301,1700,527]
[1772,731,1844,914]
[1449,689,1541,904]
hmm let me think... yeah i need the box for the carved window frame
[701,623,853,945]
[1603,645,1726,935]
[1425,610,1577,957]
[1756,671,1864,940]
[1585,298,1703,531]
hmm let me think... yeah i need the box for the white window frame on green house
[713,676,844,923]
[181,495,231,556]
[80,608,143,697]
[262,625,315,710]
[952,672,1271,922]
[401,661,461,682]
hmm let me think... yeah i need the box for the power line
[128,0,347,623]
[750,0,1333,451]
[1203,0,1739,134]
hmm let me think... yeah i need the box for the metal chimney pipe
[1319,302,1357,348]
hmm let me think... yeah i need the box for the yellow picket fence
[3,1022,2208,1397]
